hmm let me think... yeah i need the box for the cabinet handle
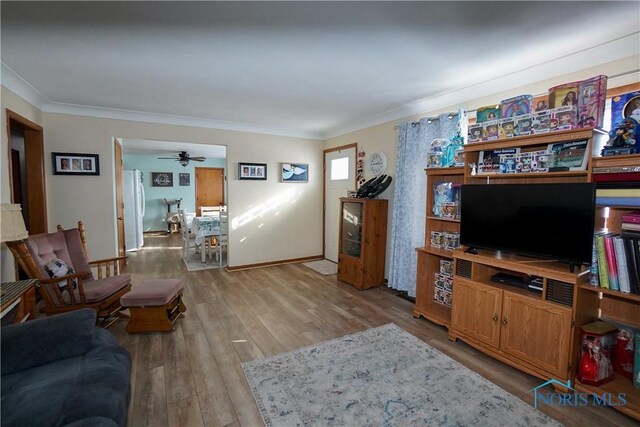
[492,314,499,322]
[501,316,508,325]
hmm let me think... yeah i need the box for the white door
[324,147,356,263]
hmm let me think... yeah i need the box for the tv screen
[460,183,596,264]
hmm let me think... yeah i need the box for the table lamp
[1,204,28,243]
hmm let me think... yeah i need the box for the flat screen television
[460,183,596,265]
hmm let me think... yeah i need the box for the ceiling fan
[157,151,206,167]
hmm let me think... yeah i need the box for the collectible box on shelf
[426,152,442,169]
[530,150,551,172]
[577,75,607,128]
[454,148,465,167]
[498,118,515,138]
[612,324,636,379]
[578,321,617,386]
[500,94,533,118]
[430,231,444,248]
[476,105,500,123]
[468,124,483,143]
[442,202,458,220]
[482,120,499,141]
[435,273,453,292]
[548,140,589,171]
[551,106,577,131]
[513,114,532,136]
[432,182,460,217]
[439,259,453,276]
[611,90,640,129]
[531,111,551,134]
[516,153,533,173]
[501,154,517,174]
[533,94,549,112]
[549,81,579,109]
[443,232,460,250]
[478,148,519,174]
[434,287,452,308]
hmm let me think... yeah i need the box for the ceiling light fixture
[179,159,189,167]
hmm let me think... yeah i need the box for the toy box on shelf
[500,94,533,119]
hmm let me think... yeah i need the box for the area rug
[302,259,338,275]
[182,250,226,272]
[242,323,561,427]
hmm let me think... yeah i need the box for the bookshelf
[414,128,640,420]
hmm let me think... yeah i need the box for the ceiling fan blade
[191,157,206,161]
[157,156,179,159]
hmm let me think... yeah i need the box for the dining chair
[216,210,229,267]
[178,209,199,259]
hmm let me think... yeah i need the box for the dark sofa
[1,309,131,427]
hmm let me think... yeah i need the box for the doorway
[323,144,357,263]
[195,167,225,216]
[6,109,47,235]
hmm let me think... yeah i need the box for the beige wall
[1,88,44,282]
[1,88,324,279]
[324,55,640,277]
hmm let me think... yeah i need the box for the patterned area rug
[182,250,226,272]
[302,259,338,275]
[242,324,561,427]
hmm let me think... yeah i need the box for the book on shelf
[622,210,640,224]
[595,232,611,289]
[596,188,640,197]
[604,235,620,291]
[624,238,640,295]
[596,197,640,207]
[613,237,631,293]
[623,222,640,231]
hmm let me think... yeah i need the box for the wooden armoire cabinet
[337,198,388,290]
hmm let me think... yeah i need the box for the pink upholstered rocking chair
[7,221,131,327]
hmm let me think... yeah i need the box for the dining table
[191,216,221,263]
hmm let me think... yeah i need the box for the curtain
[388,113,460,296]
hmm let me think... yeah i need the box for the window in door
[331,157,350,181]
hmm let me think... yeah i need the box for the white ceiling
[2,2,639,140]
[121,138,226,158]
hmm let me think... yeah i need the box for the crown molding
[41,102,324,140]
[1,63,50,109]
[321,33,640,139]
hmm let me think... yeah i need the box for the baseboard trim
[226,255,323,272]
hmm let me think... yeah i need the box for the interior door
[324,145,356,262]
[114,139,126,262]
[500,291,572,377]
[451,279,503,348]
[195,167,225,215]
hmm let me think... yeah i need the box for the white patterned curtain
[388,113,460,296]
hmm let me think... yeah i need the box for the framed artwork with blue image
[281,163,308,182]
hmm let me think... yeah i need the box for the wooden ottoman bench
[120,279,186,333]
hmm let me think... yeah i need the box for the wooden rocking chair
[6,221,131,327]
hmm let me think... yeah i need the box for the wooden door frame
[194,167,225,216]
[6,109,47,234]
[322,142,357,259]
[113,138,125,265]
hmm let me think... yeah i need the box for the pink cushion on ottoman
[121,279,183,307]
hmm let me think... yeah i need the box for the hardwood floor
[110,233,637,427]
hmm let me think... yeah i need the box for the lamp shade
[1,204,28,242]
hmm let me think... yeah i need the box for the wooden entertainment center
[414,128,640,420]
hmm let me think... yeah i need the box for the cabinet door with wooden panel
[500,291,572,378]
[451,279,502,348]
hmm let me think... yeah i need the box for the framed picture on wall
[281,163,309,182]
[238,162,267,180]
[52,152,100,176]
[151,172,173,187]
[179,173,190,186]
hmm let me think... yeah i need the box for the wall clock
[368,151,387,176]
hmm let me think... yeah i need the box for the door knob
[501,316,508,325]
[492,314,499,322]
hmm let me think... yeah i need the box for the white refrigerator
[123,169,145,251]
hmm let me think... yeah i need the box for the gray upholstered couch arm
[1,309,97,375]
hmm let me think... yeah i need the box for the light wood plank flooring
[110,233,638,427]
